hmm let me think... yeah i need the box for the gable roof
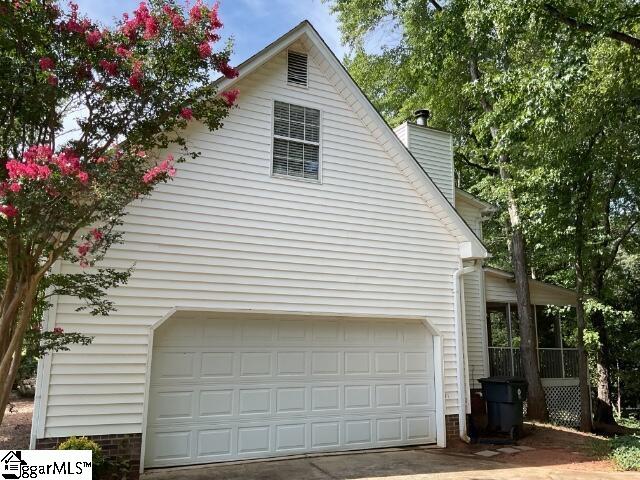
[217,21,488,259]
[455,188,496,215]
[484,266,577,305]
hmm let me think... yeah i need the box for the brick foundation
[36,433,141,479]
[445,414,460,445]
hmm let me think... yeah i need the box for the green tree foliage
[0,0,238,423]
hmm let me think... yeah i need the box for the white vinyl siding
[396,123,455,205]
[38,41,462,440]
[456,197,488,385]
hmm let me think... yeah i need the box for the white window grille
[272,101,320,180]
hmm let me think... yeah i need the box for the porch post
[507,302,515,375]
[558,311,565,379]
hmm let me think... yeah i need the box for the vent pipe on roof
[414,109,430,127]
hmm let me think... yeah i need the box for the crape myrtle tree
[0,0,239,424]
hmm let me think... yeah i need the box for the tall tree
[328,0,551,419]
[0,0,239,424]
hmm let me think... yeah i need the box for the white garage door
[145,315,437,468]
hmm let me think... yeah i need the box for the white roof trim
[217,21,488,259]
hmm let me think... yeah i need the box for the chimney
[414,109,430,127]
[392,108,455,205]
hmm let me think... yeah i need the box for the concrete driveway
[141,448,640,480]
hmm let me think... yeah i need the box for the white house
[30,21,581,475]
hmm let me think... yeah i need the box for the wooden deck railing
[488,346,578,379]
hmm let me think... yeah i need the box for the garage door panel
[146,317,436,467]
[197,428,232,458]
[276,351,306,375]
[201,352,234,378]
[200,390,234,417]
[149,382,433,426]
[146,411,437,467]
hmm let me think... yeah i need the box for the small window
[287,51,308,87]
[272,101,320,180]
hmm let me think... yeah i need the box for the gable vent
[287,51,308,87]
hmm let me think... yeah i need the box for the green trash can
[479,376,528,439]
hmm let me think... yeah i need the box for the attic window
[272,101,320,180]
[287,51,308,87]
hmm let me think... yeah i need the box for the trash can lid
[478,376,527,385]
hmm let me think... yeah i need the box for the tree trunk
[591,306,616,425]
[0,280,37,425]
[616,362,621,416]
[574,276,593,431]
[510,223,548,421]
[574,200,594,432]
[468,58,546,421]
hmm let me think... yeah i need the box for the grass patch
[610,435,640,471]
[585,436,612,459]
[616,415,640,431]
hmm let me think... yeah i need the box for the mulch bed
[0,392,34,450]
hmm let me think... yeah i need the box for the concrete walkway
[142,448,640,480]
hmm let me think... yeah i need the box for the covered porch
[482,268,582,427]
[486,302,578,380]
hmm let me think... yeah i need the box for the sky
[74,0,348,62]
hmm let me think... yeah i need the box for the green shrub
[611,435,640,471]
[56,436,104,468]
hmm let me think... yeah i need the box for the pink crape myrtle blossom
[198,41,212,59]
[180,107,193,120]
[142,154,176,183]
[91,228,104,241]
[209,2,223,29]
[129,60,144,93]
[189,0,204,22]
[3,145,92,196]
[221,88,239,106]
[0,204,19,218]
[99,59,118,76]
[59,2,89,34]
[115,45,132,58]
[217,61,238,79]
[143,15,159,39]
[39,57,55,71]
[85,29,102,47]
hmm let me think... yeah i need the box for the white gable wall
[37,43,465,440]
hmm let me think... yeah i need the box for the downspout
[454,259,479,443]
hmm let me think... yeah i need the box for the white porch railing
[488,347,578,379]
